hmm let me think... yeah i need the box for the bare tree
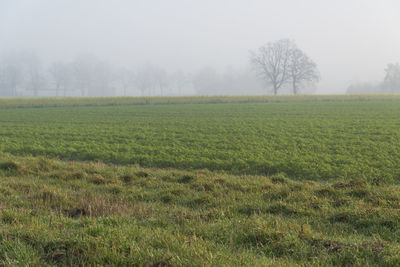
[383,63,400,92]
[72,54,97,96]
[116,67,134,96]
[250,39,293,95]
[289,48,320,94]
[346,82,382,94]
[24,52,44,97]
[89,61,115,96]
[171,70,189,95]
[49,61,72,97]
[193,67,221,95]
[152,66,168,96]
[221,66,263,95]
[0,53,23,97]
[134,66,155,96]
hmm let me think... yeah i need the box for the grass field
[1,95,400,266]
[1,95,400,182]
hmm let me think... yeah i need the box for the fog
[1,0,400,96]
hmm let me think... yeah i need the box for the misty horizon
[1,0,400,95]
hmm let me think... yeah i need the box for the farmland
[1,95,400,266]
[1,96,400,182]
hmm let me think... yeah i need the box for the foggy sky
[1,0,400,94]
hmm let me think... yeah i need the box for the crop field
[1,95,400,266]
[1,96,400,182]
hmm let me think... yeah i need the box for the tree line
[0,39,321,97]
[347,63,400,94]
[0,52,266,97]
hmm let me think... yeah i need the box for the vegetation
[1,95,400,265]
[250,39,320,95]
[0,52,265,98]
[1,153,400,266]
[346,63,400,94]
[2,96,400,182]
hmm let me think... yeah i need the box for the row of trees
[346,63,400,94]
[0,52,269,97]
[0,52,115,97]
[250,39,320,95]
[0,40,320,97]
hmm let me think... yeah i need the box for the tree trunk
[292,80,297,95]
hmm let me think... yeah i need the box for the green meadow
[1,95,400,266]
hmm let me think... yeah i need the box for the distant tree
[221,66,237,94]
[152,66,168,96]
[134,66,155,96]
[221,66,263,95]
[171,70,189,95]
[49,61,72,97]
[116,67,134,96]
[89,61,115,97]
[250,39,320,95]
[383,63,400,92]
[24,52,44,97]
[289,48,320,94]
[192,67,221,95]
[132,65,169,96]
[0,53,23,97]
[250,39,293,95]
[72,54,97,96]
[346,82,383,94]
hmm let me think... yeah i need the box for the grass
[1,95,400,265]
[0,153,400,266]
[2,94,400,109]
[2,96,400,182]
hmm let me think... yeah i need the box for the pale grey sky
[1,0,400,93]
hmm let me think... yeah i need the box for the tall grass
[0,153,399,266]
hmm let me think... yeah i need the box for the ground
[0,96,400,266]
